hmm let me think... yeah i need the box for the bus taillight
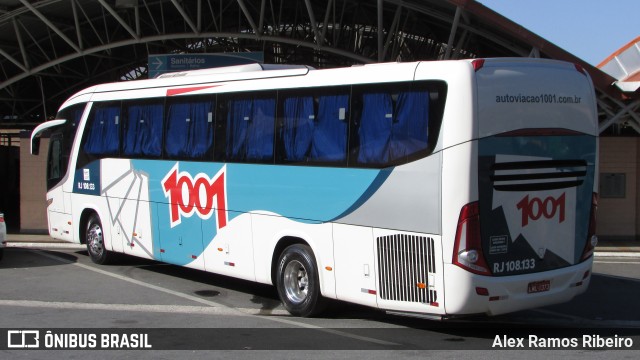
[453,202,491,275]
[580,193,598,261]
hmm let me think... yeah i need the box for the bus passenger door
[101,159,152,255]
[114,168,155,260]
[104,196,124,253]
[333,224,378,307]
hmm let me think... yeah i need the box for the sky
[476,0,639,66]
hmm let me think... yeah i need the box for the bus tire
[86,214,111,265]
[276,244,326,317]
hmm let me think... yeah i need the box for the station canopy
[0,0,636,133]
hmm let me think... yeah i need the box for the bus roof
[60,61,428,108]
[58,58,582,110]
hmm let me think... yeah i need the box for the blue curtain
[84,106,120,156]
[247,98,275,161]
[166,99,214,158]
[123,103,163,157]
[282,96,314,161]
[226,97,275,162]
[356,90,430,164]
[357,93,393,164]
[390,90,429,160]
[226,98,251,161]
[311,94,348,162]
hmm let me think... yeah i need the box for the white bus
[31,59,598,318]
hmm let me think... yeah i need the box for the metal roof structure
[0,0,636,133]
[598,36,640,92]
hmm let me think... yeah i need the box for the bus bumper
[442,257,593,316]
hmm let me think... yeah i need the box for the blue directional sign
[148,52,264,78]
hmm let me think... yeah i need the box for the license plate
[527,280,550,294]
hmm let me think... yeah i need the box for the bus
[30,59,598,318]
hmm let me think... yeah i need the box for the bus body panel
[440,141,479,266]
[443,258,591,315]
[333,223,377,306]
[335,152,442,234]
[47,210,73,242]
[204,211,256,281]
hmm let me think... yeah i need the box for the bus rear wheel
[86,214,112,265]
[276,244,326,317]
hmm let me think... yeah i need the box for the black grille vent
[491,159,587,191]
[377,234,436,303]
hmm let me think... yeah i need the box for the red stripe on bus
[166,85,219,96]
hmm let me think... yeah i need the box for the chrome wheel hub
[283,260,309,304]
[87,224,103,257]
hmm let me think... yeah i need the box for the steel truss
[0,0,634,133]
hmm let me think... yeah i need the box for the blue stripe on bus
[131,160,384,265]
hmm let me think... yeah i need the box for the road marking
[0,299,257,316]
[5,242,85,249]
[31,249,399,346]
[33,249,243,312]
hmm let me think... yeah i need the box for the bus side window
[389,90,430,160]
[165,97,215,160]
[277,90,349,165]
[78,102,121,169]
[123,100,164,158]
[353,83,431,167]
[280,95,314,162]
[225,94,276,163]
[312,94,349,163]
[355,91,394,165]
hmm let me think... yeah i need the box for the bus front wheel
[276,244,326,317]
[86,214,112,265]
